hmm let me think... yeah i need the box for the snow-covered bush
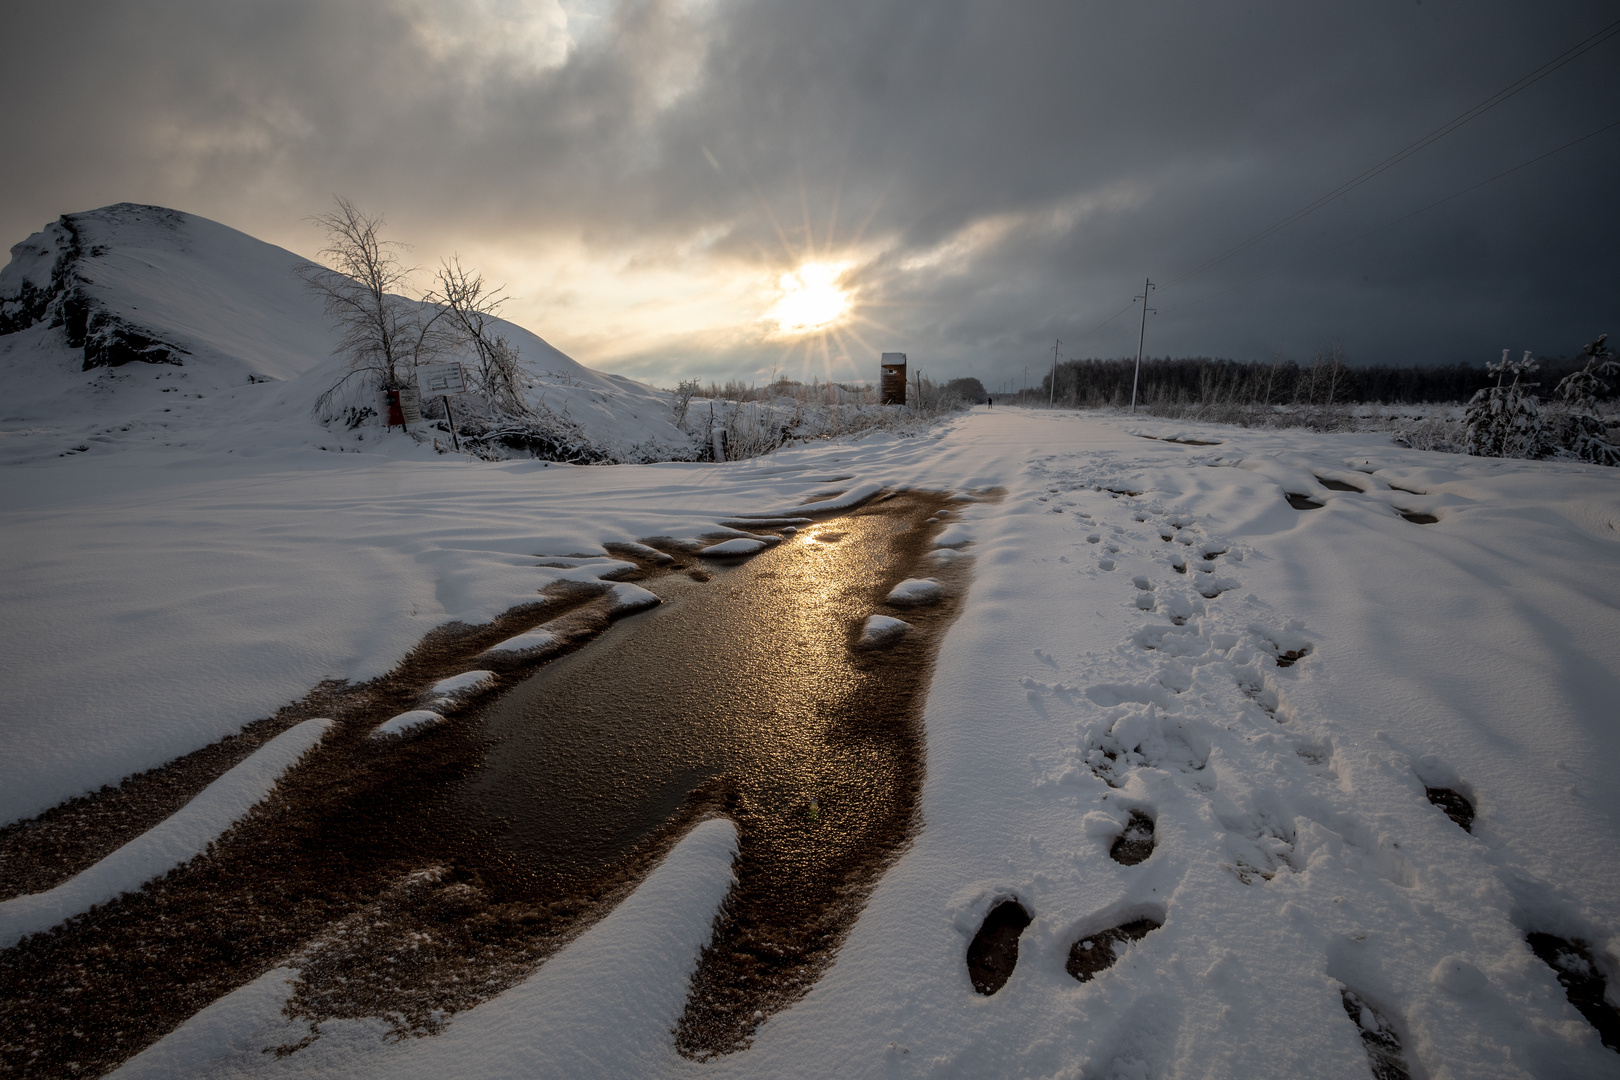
[663,375,971,461]
[1464,350,1553,459]
[671,379,700,428]
[1547,335,1620,466]
[458,413,615,463]
[1389,413,1466,453]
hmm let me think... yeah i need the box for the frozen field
[3,405,1619,1078]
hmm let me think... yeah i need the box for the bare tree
[1325,343,1348,405]
[295,198,450,418]
[1262,351,1284,407]
[428,257,531,418]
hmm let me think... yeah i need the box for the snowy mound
[885,577,944,606]
[0,204,691,462]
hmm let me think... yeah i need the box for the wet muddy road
[472,507,932,877]
[467,493,966,1054]
[0,490,967,1075]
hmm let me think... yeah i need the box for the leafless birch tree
[295,198,451,417]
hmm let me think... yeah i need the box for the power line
[1160,15,1620,291]
[1160,116,1620,316]
[1063,299,1137,346]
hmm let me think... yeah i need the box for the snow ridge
[0,717,332,948]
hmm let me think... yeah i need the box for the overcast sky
[3,0,1617,387]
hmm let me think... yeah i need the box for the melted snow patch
[605,582,660,613]
[422,670,497,712]
[886,578,943,606]
[859,614,912,648]
[699,537,768,557]
[731,480,885,518]
[483,625,561,658]
[370,710,447,740]
[788,480,884,513]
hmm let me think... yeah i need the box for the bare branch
[429,256,531,418]
[297,197,453,418]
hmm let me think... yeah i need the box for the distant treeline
[1031,354,1592,407]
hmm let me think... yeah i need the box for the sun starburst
[767,261,852,336]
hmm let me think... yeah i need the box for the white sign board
[397,384,422,424]
[418,362,468,396]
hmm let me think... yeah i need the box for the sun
[767,261,852,336]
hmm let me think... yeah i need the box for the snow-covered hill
[0,204,692,464]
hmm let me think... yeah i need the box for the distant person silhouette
[987,396,993,408]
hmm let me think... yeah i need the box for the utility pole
[1049,339,1061,408]
[1130,278,1156,414]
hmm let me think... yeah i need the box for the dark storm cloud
[2,0,1616,382]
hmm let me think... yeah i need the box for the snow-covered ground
[4,402,1619,1078]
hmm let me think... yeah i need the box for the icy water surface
[467,502,938,876]
[462,491,965,1053]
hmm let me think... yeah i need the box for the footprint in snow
[1316,476,1365,493]
[966,899,1032,995]
[1234,668,1281,718]
[1308,475,1439,524]
[1110,810,1156,866]
[1424,787,1474,833]
[1339,988,1413,1080]
[1526,933,1620,1052]
[1066,917,1161,983]
[1196,576,1237,599]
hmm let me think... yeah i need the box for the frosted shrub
[671,379,700,429]
[1464,350,1552,459]
[1391,414,1466,453]
[459,403,612,464]
[1549,335,1620,466]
